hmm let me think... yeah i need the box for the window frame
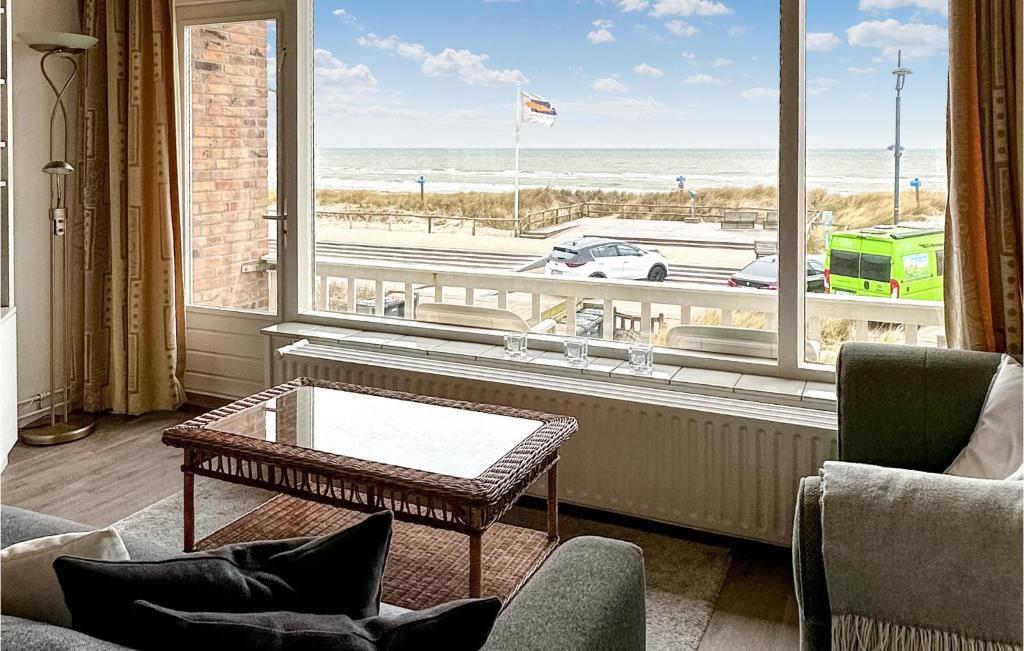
[174,0,290,318]
[278,0,831,383]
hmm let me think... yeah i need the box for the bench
[763,210,779,230]
[721,211,758,230]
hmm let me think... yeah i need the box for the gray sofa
[1,506,647,650]
[792,343,1021,650]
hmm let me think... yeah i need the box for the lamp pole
[888,49,912,225]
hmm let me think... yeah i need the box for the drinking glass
[628,343,654,375]
[503,332,528,360]
[563,337,588,367]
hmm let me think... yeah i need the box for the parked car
[825,226,943,300]
[545,238,669,282]
[727,255,826,292]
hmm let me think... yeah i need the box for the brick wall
[189,21,272,311]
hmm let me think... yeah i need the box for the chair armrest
[837,343,1002,471]
[791,477,831,651]
[821,462,1023,646]
[482,536,646,651]
[529,319,558,334]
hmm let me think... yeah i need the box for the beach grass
[315,185,946,237]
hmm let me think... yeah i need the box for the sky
[311,0,949,149]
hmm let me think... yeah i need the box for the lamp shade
[18,32,98,54]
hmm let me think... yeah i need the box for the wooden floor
[1,411,800,650]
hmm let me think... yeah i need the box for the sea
[313,148,947,196]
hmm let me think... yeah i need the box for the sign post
[910,177,921,210]
[676,175,686,191]
[417,175,425,204]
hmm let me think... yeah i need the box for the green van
[824,226,944,301]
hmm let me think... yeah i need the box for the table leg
[547,463,559,541]
[469,532,482,597]
[183,468,195,553]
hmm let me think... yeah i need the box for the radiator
[272,341,837,546]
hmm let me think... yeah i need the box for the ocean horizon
[311,147,947,196]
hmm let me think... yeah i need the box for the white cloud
[357,34,527,86]
[356,33,427,61]
[633,62,664,77]
[711,57,732,67]
[846,19,947,58]
[680,50,697,60]
[665,20,698,36]
[858,0,947,16]
[331,8,361,29]
[684,74,720,84]
[649,0,732,17]
[807,77,839,95]
[807,32,841,51]
[846,65,876,74]
[592,77,630,93]
[422,48,529,86]
[587,20,616,44]
[727,25,747,36]
[618,0,650,11]
[313,48,378,86]
[739,86,779,100]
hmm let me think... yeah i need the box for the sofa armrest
[482,536,646,651]
[836,343,1002,471]
[792,476,831,651]
[821,462,1023,646]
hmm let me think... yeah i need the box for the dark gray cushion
[130,597,501,651]
[54,511,393,648]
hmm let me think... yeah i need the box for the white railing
[309,259,945,348]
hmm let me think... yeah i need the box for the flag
[520,91,557,127]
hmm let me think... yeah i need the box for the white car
[544,238,669,281]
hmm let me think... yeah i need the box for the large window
[306,0,782,358]
[174,0,952,380]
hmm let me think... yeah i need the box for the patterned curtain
[76,0,186,414]
[945,1,1022,355]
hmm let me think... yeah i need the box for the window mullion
[777,0,806,374]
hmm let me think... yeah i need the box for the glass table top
[205,386,543,479]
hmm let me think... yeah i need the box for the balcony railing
[307,259,945,353]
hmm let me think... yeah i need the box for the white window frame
[279,0,828,382]
[174,0,293,319]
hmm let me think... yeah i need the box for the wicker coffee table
[162,377,577,608]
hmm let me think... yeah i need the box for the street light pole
[889,49,912,225]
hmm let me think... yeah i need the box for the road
[307,242,739,286]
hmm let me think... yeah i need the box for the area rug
[114,478,731,650]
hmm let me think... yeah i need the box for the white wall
[12,1,81,416]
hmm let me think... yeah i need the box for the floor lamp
[17,31,98,446]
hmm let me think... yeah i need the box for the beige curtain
[945,0,1023,355]
[76,0,186,414]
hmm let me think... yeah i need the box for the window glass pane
[804,0,947,363]
[185,20,277,312]
[310,2,778,357]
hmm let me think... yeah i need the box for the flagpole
[514,85,521,237]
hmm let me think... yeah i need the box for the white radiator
[272,341,837,546]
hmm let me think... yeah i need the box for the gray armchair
[792,343,1020,650]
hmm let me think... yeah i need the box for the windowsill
[264,321,838,412]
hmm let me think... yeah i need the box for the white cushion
[0,528,129,627]
[945,355,1024,480]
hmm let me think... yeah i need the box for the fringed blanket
[820,462,1023,651]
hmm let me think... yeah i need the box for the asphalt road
[309,242,740,287]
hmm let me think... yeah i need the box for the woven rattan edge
[164,377,578,507]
